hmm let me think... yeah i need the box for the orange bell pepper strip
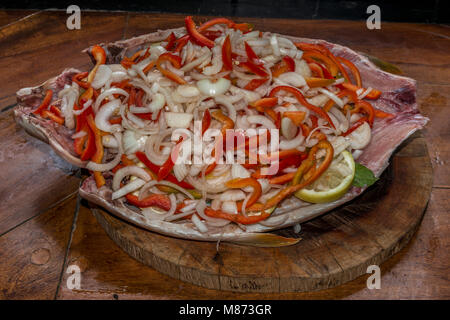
[42,110,64,125]
[32,89,53,115]
[201,109,211,135]
[156,52,187,84]
[249,97,278,108]
[323,89,357,112]
[204,207,270,225]
[271,56,295,78]
[165,32,177,50]
[185,16,215,48]
[49,105,62,117]
[336,57,362,87]
[225,178,262,208]
[222,35,233,71]
[374,108,394,119]
[211,110,234,136]
[283,111,306,126]
[269,172,296,185]
[87,45,107,84]
[351,100,375,127]
[72,72,90,89]
[244,78,268,90]
[302,51,339,77]
[308,62,324,78]
[341,83,382,100]
[269,86,336,129]
[125,194,172,211]
[264,140,333,209]
[173,35,189,53]
[305,77,335,88]
[86,114,105,188]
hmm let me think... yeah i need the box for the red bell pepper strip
[125,194,172,211]
[196,17,253,33]
[269,86,336,129]
[156,52,187,84]
[32,89,53,115]
[165,32,177,50]
[204,207,270,225]
[342,117,368,137]
[323,89,357,112]
[50,105,62,117]
[336,57,362,87]
[239,61,269,77]
[305,77,335,88]
[252,152,306,178]
[211,110,235,136]
[72,72,90,89]
[302,51,339,77]
[173,35,189,53]
[86,114,105,188]
[264,140,333,209]
[157,136,184,181]
[42,110,64,125]
[222,35,233,71]
[308,62,324,78]
[244,42,260,64]
[185,16,215,48]
[271,56,295,78]
[244,78,268,90]
[225,178,262,208]
[201,109,211,135]
[135,151,195,189]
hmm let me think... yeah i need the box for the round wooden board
[90,132,432,293]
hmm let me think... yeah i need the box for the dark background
[1,0,449,23]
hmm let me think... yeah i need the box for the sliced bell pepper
[302,51,339,77]
[308,62,324,78]
[125,194,172,211]
[264,140,333,209]
[211,110,235,136]
[244,78,268,90]
[72,72,90,89]
[269,85,336,129]
[323,89,357,112]
[185,16,215,48]
[341,83,382,100]
[305,77,335,88]
[173,35,189,53]
[269,172,296,185]
[342,117,368,137]
[87,45,107,83]
[201,109,211,135]
[374,108,394,119]
[283,111,306,126]
[271,56,295,78]
[50,105,62,117]
[244,41,260,64]
[42,110,64,125]
[156,52,187,84]
[135,151,195,189]
[249,97,278,108]
[32,89,53,115]
[86,114,105,188]
[336,57,362,87]
[239,61,268,77]
[157,136,184,181]
[351,100,375,127]
[204,207,270,225]
[165,32,177,51]
[222,35,233,71]
[225,178,262,208]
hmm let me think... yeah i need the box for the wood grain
[0,195,77,299]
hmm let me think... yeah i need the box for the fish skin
[15,28,428,241]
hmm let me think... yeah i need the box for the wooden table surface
[0,10,448,300]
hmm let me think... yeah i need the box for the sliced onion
[177,85,200,98]
[197,78,231,97]
[279,127,304,150]
[102,134,119,148]
[191,214,208,233]
[277,72,306,87]
[221,201,238,214]
[270,35,281,56]
[180,50,211,72]
[247,115,276,129]
[111,178,146,200]
[94,88,129,113]
[112,165,151,191]
[130,93,165,114]
[214,95,236,123]
[281,117,297,140]
[139,180,194,200]
[95,99,121,133]
[71,131,87,139]
[231,164,250,179]
[86,133,123,172]
[61,86,78,130]
[318,88,344,108]
[91,65,112,89]
[164,112,193,128]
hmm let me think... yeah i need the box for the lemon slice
[295,150,355,204]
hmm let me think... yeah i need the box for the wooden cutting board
[91,132,432,292]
